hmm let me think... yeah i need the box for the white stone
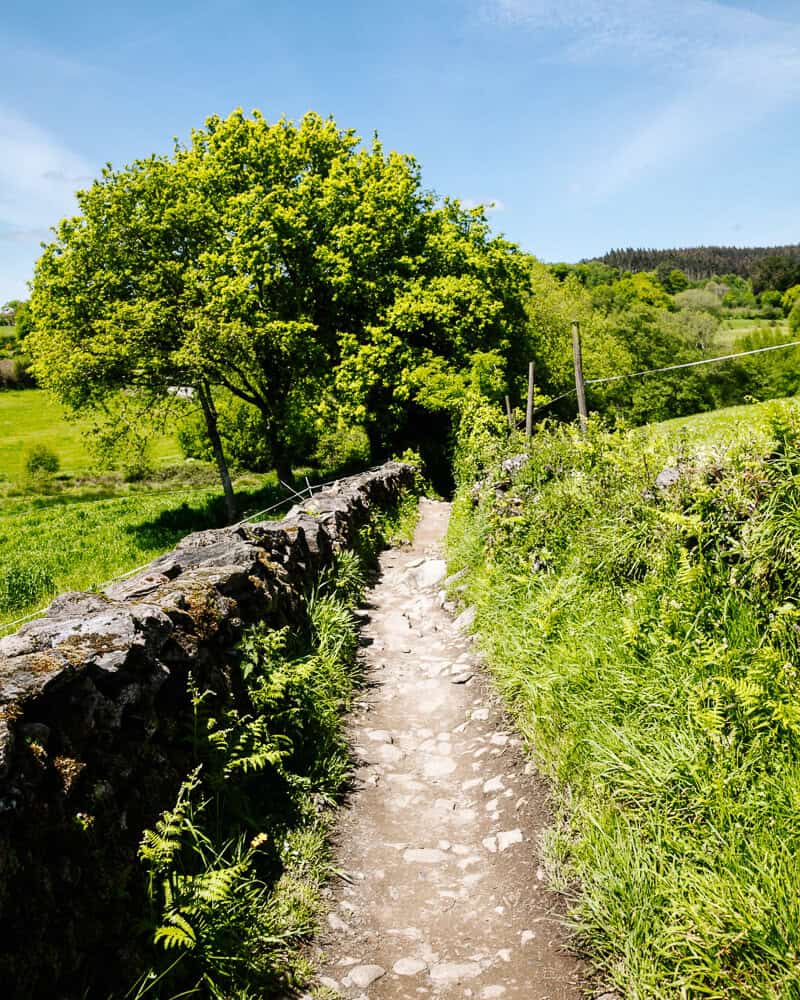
[423,756,457,778]
[520,930,536,946]
[482,835,498,853]
[429,962,482,982]
[403,848,449,864]
[366,729,393,743]
[483,776,505,794]
[420,559,448,587]
[453,605,477,631]
[327,912,350,932]
[345,964,386,988]
[497,829,523,852]
[393,957,428,976]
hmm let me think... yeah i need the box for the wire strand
[585,339,800,386]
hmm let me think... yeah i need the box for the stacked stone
[0,461,414,998]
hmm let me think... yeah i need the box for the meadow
[716,315,788,349]
[449,392,800,999]
[0,390,297,631]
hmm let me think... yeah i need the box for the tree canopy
[29,109,529,493]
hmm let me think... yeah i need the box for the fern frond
[154,913,197,951]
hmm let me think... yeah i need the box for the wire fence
[6,337,799,633]
[0,471,350,633]
[530,337,800,417]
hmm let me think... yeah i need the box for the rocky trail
[309,499,586,1000]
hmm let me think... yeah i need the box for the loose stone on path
[312,499,585,998]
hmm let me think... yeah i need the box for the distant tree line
[589,245,800,291]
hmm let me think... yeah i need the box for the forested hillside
[588,244,800,287]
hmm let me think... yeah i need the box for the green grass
[449,398,800,999]
[641,396,799,452]
[0,389,179,481]
[715,317,789,350]
[0,474,300,630]
[0,389,305,630]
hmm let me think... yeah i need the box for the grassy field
[0,473,300,631]
[0,389,305,631]
[0,389,179,481]
[449,394,800,998]
[715,315,788,349]
[641,395,799,452]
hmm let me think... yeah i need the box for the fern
[154,913,197,951]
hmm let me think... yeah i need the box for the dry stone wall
[0,461,415,998]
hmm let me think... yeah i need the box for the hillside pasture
[0,389,304,631]
[0,389,180,482]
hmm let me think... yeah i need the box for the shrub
[789,301,800,336]
[24,445,59,477]
[313,420,371,474]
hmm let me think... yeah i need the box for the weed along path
[311,499,585,1000]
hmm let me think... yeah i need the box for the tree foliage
[592,244,800,284]
[28,109,530,489]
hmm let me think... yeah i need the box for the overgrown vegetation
[449,394,800,999]
[127,491,418,999]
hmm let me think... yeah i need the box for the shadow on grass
[122,478,304,550]
[122,455,380,550]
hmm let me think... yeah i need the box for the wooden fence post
[505,395,514,430]
[525,361,535,441]
[571,321,588,433]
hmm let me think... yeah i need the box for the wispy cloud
[0,109,94,232]
[0,110,96,301]
[484,0,800,196]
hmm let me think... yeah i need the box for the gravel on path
[311,499,586,999]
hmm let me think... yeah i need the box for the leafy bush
[790,300,800,336]
[24,445,59,476]
[313,419,371,474]
[178,394,273,473]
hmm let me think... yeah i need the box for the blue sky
[2,0,799,302]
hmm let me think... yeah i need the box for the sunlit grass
[448,402,800,998]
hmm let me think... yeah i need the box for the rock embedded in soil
[344,964,386,988]
[392,957,428,975]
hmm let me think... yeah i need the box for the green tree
[789,301,800,337]
[781,285,800,316]
[28,154,240,519]
[760,289,784,309]
[655,263,689,294]
[752,255,800,295]
[29,109,530,495]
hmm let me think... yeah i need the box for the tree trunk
[197,382,237,524]
[275,457,295,491]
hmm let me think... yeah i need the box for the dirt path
[311,499,585,999]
